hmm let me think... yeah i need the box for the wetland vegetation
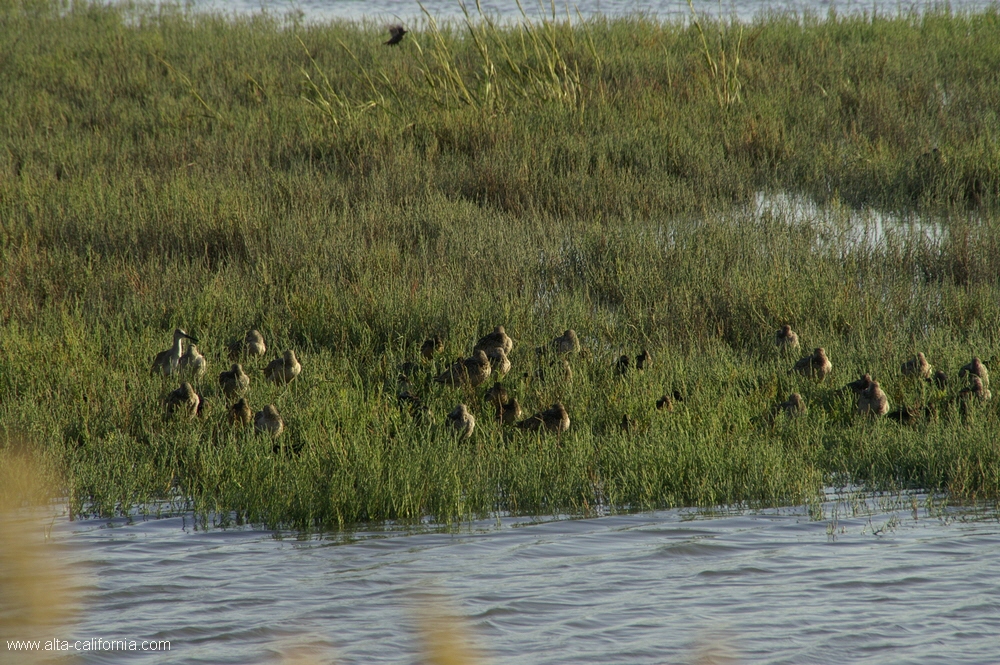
[2,0,1000,528]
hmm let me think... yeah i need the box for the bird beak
[185,333,199,343]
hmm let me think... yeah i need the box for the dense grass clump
[2,1,1000,528]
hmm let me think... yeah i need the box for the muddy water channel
[51,489,1000,664]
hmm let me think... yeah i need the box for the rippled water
[44,490,1000,664]
[155,0,999,23]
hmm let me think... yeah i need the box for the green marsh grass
[2,1,1000,529]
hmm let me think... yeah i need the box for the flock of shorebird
[771,325,991,422]
[151,320,992,443]
[154,328,299,438]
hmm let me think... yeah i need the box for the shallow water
[38,489,1000,664]
[156,0,999,23]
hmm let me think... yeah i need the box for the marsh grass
[2,1,1000,529]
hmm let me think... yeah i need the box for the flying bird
[384,25,407,46]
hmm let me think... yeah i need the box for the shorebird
[384,24,407,46]
[775,325,800,352]
[857,381,889,416]
[179,344,206,380]
[901,352,932,379]
[516,402,570,434]
[842,373,873,395]
[791,347,832,380]
[779,393,807,417]
[227,398,253,427]
[959,357,990,389]
[228,329,267,360]
[447,404,476,439]
[553,329,580,355]
[486,347,511,377]
[435,357,468,386]
[151,329,198,377]
[219,364,250,400]
[959,375,991,403]
[635,349,652,370]
[474,325,513,356]
[620,414,636,433]
[887,404,923,425]
[165,382,200,420]
[656,394,675,411]
[495,397,521,425]
[254,404,284,437]
[616,355,631,377]
[264,350,301,386]
[928,370,948,389]
[485,382,509,406]
[464,350,492,387]
[421,336,444,360]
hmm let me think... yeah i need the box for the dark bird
[165,382,200,420]
[227,398,253,427]
[779,392,807,417]
[494,397,521,425]
[516,402,570,434]
[791,347,832,381]
[616,355,631,377]
[842,373,873,395]
[655,394,674,411]
[474,325,513,356]
[635,349,651,371]
[857,381,889,417]
[959,375,991,403]
[219,363,250,400]
[959,357,990,389]
[421,335,444,360]
[775,324,800,353]
[553,329,581,355]
[901,352,932,380]
[447,404,476,439]
[927,370,948,389]
[384,24,407,46]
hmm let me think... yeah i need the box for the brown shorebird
[927,370,948,389]
[656,394,675,411]
[152,329,198,377]
[901,352,932,379]
[435,356,469,386]
[486,347,511,377]
[227,398,253,427]
[179,344,206,380]
[620,414,636,432]
[959,357,990,389]
[474,326,513,356]
[435,351,491,388]
[842,373,873,395]
[264,350,301,386]
[516,402,570,434]
[447,404,476,439]
[553,329,581,355]
[464,350,492,387]
[887,404,924,425]
[791,347,832,380]
[779,393,807,416]
[858,381,889,416]
[254,404,284,437]
[635,349,652,370]
[959,375,991,402]
[421,336,444,360]
[384,24,407,46]
[485,383,509,406]
[219,364,250,400]
[165,382,200,420]
[229,329,267,360]
[616,355,630,376]
[495,397,521,425]
[775,325,800,352]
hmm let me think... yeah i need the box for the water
[38,490,1000,664]
[162,0,998,23]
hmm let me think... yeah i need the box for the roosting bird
[516,402,570,435]
[447,404,476,439]
[775,325,800,353]
[791,347,832,381]
[264,350,301,386]
[152,328,198,377]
